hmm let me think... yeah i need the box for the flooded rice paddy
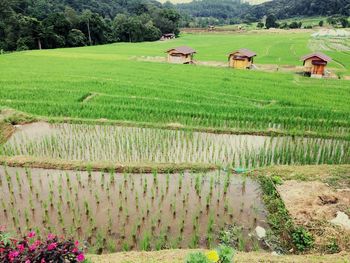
[1,122,349,167]
[0,166,268,252]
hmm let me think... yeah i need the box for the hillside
[176,0,350,24]
[248,0,350,20]
[158,0,270,4]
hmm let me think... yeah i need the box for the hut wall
[304,57,326,76]
[167,51,192,64]
[229,56,251,69]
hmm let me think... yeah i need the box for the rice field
[0,32,349,139]
[1,123,349,168]
[0,166,268,252]
[0,32,349,257]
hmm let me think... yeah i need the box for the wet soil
[0,166,268,252]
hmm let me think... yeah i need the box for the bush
[217,245,235,263]
[0,228,86,262]
[185,252,210,263]
[185,247,235,263]
[292,227,314,252]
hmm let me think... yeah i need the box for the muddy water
[0,166,268,252]
[3,122,348,167]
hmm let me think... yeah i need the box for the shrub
[185,247,235,263]
[0,228,85,262]
[185,252,210,263]
[292,227,314,252]
[217,245,235,263]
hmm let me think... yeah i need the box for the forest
[178,0,350,26]
[0,0,180,51]
[1,0,350,52]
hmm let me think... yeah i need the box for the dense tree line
[0,0,180,51]
[246,0,350,21]
[177,0,251,26]
[177,0,350,27]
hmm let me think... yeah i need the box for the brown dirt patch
[88,250,350,263]
[278,181,350,223]
[277,180,350,251]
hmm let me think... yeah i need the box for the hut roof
[166,46,196,55]
[229,48,257,58]
[301,52,332,62]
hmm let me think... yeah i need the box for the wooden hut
[301,52,332,77]
[228,49,257,69]
[161,33,175,41]
[166,46,196,64]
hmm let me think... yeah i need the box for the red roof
[166,46,196,55]
[229,48,257,58]
[301,52,332,62]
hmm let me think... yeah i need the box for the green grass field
[0,32,349,139]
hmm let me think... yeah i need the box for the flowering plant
[185,245,234,263]
[0,227,85,263]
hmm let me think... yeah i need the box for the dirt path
[88,250,350,263]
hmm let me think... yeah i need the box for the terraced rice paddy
[0,166,268,252]
[1,123,349,168]
[0,33,349,139]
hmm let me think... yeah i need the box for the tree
[257,22,264,28]
[81,10,93,46]
[289,21,302,29]
[67,29,86,47]
[340,17,349,27]
[265,14,277,29]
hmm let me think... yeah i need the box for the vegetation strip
[43,117,350,141]
[258,175,314,253]
[0,156,217,173]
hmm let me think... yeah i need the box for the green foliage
[67,29,86,47]
[292,227,314,252]
[266,15,278,29]
[185,252,210,263]
[218,225,245,251]
[324,238,340,254]
[259,176,294,252]
[217,245,235,263]
[0,0,181,51]
[271,175,283,185]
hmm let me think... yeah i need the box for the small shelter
[166,46,196,64]
[161,33,175,41]
[228,49,257,69]
[301,52,332,77]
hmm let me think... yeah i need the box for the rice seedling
[2,123,348,168]
[0,166,270,252]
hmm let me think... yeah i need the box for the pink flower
[47,233,55,240]
[25,260,31,263]
[72,247,78,253]
[41,259,46,263]
[74,241,79,247]
[47,242,57,251]
[28,231,36,238]
[77,253,85,262]
[29,244,37,251]
[8,251,19,261]
[16,244,25,252]
[34,240,41,246]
